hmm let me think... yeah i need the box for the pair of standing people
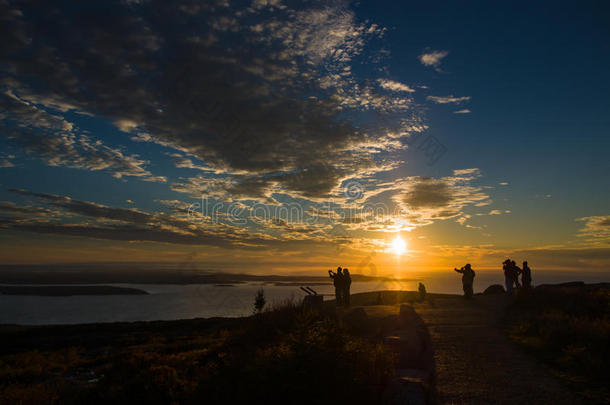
[503,259,532,293]
[328,266,352,307]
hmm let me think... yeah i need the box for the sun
[391,236,407,255]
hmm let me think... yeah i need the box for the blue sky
[0,0,608,272]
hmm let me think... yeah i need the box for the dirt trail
[411,294,582,404]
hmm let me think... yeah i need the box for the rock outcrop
[483,284,506,295]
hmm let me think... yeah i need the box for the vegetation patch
[505,285,610,403]
[0,301,394,405]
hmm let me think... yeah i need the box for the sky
[0,0,608,275]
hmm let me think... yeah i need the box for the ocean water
[1,270,607,325]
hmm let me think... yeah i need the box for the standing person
[454,264,475,299]
[521,261,532,289]
[511,260,522,288]
[328,267,344,306]
[342,268,352,307]
[503,259,514,293]
[418,282,427,301]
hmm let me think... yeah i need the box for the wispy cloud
[0,154,15,168]
[576,215,610,246]
[427,95,471,104]
[377,78,415,93]
[0,91,166,182]
[3,189,279,248]
[453,109,471,114]
[418,50,448,71]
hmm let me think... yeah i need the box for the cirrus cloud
[427,95,471,104]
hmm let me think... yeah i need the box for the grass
[505,285,610,403]
[0,299,394,405]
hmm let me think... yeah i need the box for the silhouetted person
[503,259,514,293]
[521,261,532,289]
[328,267,344,306]
[511,260,522,288]
[418,282,427,301]
[342,268,352,307]
[454,264,475,299]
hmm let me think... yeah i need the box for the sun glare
[391,236,407,255]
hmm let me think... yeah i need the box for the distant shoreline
[0,285,149,296]
[0,265,418,285]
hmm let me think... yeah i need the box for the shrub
[253,288,266,314]
[506,286,610,402]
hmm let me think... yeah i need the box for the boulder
[483,284,506,295]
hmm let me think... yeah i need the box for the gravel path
[412,294,582,404]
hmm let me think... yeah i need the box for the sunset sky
[0,0,608,275]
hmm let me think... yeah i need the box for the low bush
[506,286,610,402]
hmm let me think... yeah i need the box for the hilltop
[1,284,608,404]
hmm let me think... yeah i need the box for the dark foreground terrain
[0,298,398,405]
[1,284,608,404]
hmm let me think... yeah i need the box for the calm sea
[1,270,607,325]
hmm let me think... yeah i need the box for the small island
[0,285,149,296]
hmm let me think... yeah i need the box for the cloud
[452,168,481,178]
[402,179,452,209]
[174,158,205,171]
[0,153,15,168]
[0,1,507,252]
[2,188,364,250]
[377,79,415,93]
[0,91,166,182]
[0,201,58,217]
[418,50,448,71]
[427,95,471,104]
[3,189,283,248]
[392,168,490,225]
[0,0,417,200]
[453,109,471,114]
[576,215,610,246]
[2,160,498,249]
[170,175,279,202]
[331,168,491,232]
